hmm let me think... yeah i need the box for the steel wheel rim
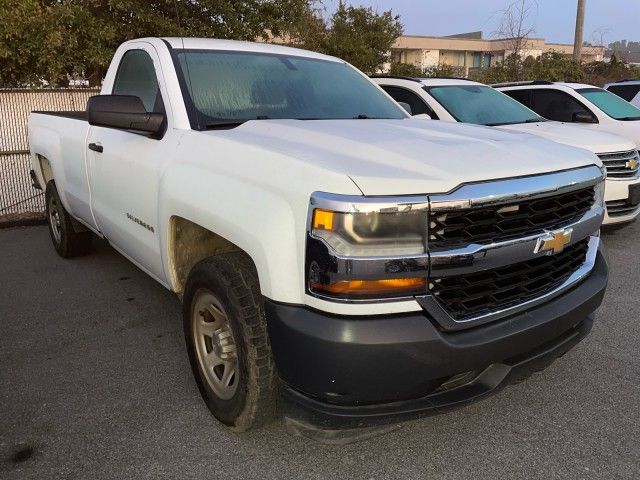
[48,195,62,244]
[192,290,239,400]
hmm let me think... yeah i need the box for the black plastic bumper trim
[282,317,592,430]
[264,247,608,430]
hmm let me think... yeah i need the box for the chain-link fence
[0,88,99,226]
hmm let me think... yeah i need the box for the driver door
[87,45,169,282]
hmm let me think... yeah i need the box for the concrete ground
[1,225,638,479]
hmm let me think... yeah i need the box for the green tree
[471,52,584,85]
[387,62,462,79]
[0,0,314,87]
[388,62,423,76]
[292,2,402,75]
[322,2,402,74]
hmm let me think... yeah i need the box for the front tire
[183,253,278,431]
[45,181,92,258]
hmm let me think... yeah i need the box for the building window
[440,50,466,67]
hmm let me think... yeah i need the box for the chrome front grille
[429,239,589,320]
[598,150,639,179]
[422,165,605,330]
[429,187,594,251]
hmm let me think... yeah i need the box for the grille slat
[430,240,590,320]
[429,188,595,250]
[598,150,639,179]
[606,199,639,217]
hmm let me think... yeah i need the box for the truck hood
[498,121,635,155]
[205,119,601,196]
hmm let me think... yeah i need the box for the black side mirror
[397,101,413,115]
[87,95,165,137]
[572,111,597,123]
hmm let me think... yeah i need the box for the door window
[606,84,640,102]
[380,85,438,118]
[577,87,640,120]
[502,89,533,108]
[530,89,593,122]
[112,49,164,113]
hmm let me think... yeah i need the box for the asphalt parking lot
[1,224,639,479]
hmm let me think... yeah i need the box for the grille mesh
[429,188,595,250]
[598,150,639,179]
[429,239,589,320]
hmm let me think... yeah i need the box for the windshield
[175,50,406,127]
[426,84,544,126]
[577,87,640,121]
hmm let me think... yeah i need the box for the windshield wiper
[485,118,545,127]
[617,116,640,121]
[204,116,270,130]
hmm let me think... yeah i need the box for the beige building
[390,31,605,75]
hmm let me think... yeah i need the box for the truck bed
[28,110,94,227]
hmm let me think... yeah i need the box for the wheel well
[168,216,242,295]
[37,155,54,185]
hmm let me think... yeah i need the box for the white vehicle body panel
[29,39,603,316]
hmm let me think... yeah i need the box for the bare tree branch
[492,0,538,57]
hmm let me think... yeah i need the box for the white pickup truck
[29,38,609,436]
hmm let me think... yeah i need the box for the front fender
[159,163,308,303]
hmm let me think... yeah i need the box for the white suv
[495,81,640,149]
[605,80,640,109]
[373,76,640,224]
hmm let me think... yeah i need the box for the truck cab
[29,38,608,436]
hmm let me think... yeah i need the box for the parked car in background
[29,38,609,436]
[494,81,640,147]
[605,79,640,108]
[373,76,640,224]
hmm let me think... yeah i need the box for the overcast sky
[324,0,639,45]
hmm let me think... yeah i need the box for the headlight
[311,208,427,256]
[306,193,429,301]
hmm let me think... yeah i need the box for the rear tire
[183,252,279,431]
[45,181,92,258]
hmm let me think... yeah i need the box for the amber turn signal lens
[312,209,334,231]
[310,277,426,297]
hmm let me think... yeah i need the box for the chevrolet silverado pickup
[28,38,609,435]
[373,77,640,225]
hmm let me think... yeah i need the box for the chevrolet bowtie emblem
[626,158,639,170]
[535,228,573,255]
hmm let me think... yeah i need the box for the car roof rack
[371,75,476,83]
[492,80,554,87]
[423,76,475,82]
[369,75,423,83]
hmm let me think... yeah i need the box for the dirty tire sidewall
[45,181,67,256]
[182,253,278,431]
[45,181,91,258]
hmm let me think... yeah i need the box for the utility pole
[573,0,586,62]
